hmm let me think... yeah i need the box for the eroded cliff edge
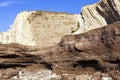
[0,21,119,80]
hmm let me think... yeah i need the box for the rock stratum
[0,21,120,80]
[0,0,120,47]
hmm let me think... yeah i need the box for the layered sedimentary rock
[0,21,120,80]
[0,11,79,47]
[74,0,120,34]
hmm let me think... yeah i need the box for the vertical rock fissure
[107,0,120,21]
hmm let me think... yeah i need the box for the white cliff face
[0,11,36,46]
[0,11,79,47]
[14,11,36,46]
[74,0,120,34]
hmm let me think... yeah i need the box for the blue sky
[0,0,99,32]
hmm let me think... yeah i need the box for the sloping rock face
[74,0,120,34]
[0,21,120,80]
[0,11,79,47]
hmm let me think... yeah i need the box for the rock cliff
[0,21,119,80]
[0,11,79,47]
[74,0,120,34]
[0,0,120,47]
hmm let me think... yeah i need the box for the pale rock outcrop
[0,11,79,47]
[74,0,120,34]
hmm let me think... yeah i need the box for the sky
[0,0,99,32]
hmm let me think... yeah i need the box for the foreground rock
[0,21,120,80]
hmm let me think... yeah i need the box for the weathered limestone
[0,11,79,47]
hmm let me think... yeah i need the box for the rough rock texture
[74,0,120,34]
[0,21,120,80]
[0,11,79,47]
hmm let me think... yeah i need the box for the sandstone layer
[0,21,120,80]
[0,11,79,47]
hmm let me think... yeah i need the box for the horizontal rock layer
[0,21,120,80]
